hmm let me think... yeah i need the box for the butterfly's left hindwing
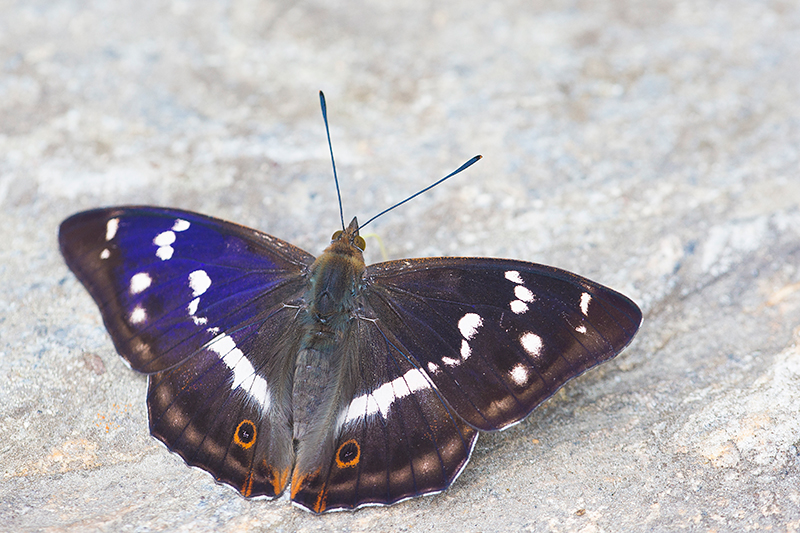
[147,303,302,498]
[59,207,315,499]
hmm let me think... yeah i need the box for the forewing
[290,318,478,513]
[58,207,314,373]
[363,257,642,431]
[59,206,315,498]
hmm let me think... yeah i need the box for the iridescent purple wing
[59,207,313,373]
[59,207,314,497]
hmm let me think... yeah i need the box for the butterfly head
[330,217,366,252]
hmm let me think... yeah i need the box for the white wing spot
[187,297,199,316]
[187,297,207,324]
[458,313,483,340]
[208,333,270,410]
[510,364,529,386]
[105,218,119,241]
[130,305,147,324]
[510,300,528,314]
[441,355,461,367]
[187,271,210,325]
[427,362,440,374]
[153,230,176,247]
[520,332,543,357]
[172,219,190,232]
[156,247,174,261]
[576,325,587,334]
[505,270,524,284]
[153,230,176,261]
[188,270,211,297]
[129,272,152,294]
[100,248,110,259]
[344,368,432,423]
[514,285,535,303]
[580,292,591,316]
[460,339,472,360]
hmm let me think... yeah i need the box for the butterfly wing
[289,316,478,513]
[289,255,639,512]
[146,306,302,498]
[362,257,642,431]
[59,207,315,498]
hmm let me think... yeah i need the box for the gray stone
[2,0,799,531]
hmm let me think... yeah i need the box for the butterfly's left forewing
[59,207,315,498]
[59,207,314,373]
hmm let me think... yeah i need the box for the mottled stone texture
[2,0,799,531]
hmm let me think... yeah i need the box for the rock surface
[2,1,800,531]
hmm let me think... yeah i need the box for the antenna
[359,155,482,230]
[319,91,346,231]
[318,91,482,231]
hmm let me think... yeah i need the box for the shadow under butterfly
[58,92,642,513]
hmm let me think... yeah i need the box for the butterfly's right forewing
[363,257,642,432]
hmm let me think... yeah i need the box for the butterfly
[58,93,642,513]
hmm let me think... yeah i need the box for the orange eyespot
[234,419,257,449]
[335,439,360,468]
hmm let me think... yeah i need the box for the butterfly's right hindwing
[289,317,479,513]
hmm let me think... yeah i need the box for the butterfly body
[60,205,641,513]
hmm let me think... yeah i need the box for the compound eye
[331,230,343,241]
[354,235,366,251]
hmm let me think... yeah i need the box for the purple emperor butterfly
[59,93,641,513]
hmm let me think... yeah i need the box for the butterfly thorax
[305,217,366,333]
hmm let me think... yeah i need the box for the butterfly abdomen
[290,217,369,498]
